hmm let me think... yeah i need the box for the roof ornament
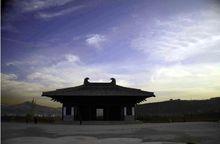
[84,77,90,85]
[110,78,116,85]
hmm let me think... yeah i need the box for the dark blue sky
[2,0,220,107]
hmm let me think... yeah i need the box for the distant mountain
[136,97,220,117]
[1,102,61,116]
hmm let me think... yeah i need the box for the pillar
[71,107,74,116]
[63,106,66,116]
[132,107,135,116]
[124,107,127,116]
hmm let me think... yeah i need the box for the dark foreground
[2,122,220,144]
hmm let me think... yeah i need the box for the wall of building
[62,104,135,121]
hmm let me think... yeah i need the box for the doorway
[96,108,104,120]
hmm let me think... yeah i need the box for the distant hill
[2,97,220,122]
[1,102,61,117]
[136,97,220,122]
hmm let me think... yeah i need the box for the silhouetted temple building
[42,78,155,121]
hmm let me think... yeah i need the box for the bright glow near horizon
[2,0,220,107]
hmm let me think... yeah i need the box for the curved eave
[42,92,155,101]
[42,92,155,104]
[42,92,155,97]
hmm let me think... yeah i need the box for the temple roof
[42,78,155,97]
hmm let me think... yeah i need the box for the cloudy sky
[2,0,220,107]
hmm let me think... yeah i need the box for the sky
[2,0,220,107]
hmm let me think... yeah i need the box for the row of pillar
[123,106,135,116]
[63,106,74,116]
[63,106,135,117]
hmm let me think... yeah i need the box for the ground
[2,122,220,144]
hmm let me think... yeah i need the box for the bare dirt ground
[1,122,220,144]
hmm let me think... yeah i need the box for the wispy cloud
[145,63,220,103]
[5,60,38,66]
[19,0,74,12]
[1,24,20,33]
[86,34,106,49]
[2,53,138,106]
[5,53,80,67]
[2,73,18,80]
[37,5,85,19]
[64,54,80,63]
[131,10,220,63]
[1,73,45,104]
[2,53,220,106]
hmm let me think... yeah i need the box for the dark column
[89,105,92,120]
[106,105,109,120]
[73,105,77,120]
[104,105,109,120]
[91,105,96,120]
[120,106,124,120]
[62,106,63,120]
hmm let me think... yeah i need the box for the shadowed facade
[42,78,155,121]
